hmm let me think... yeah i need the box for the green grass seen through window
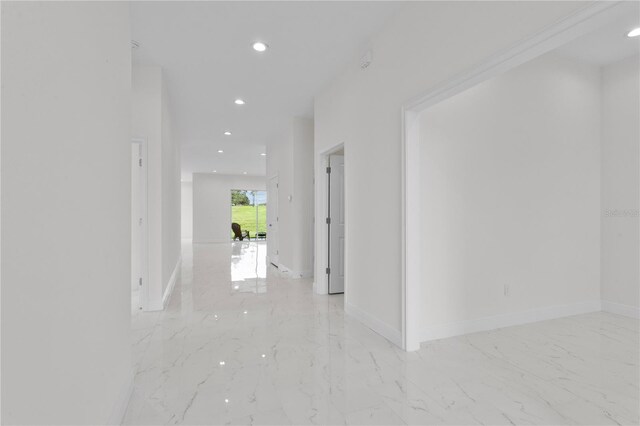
[231,205,267,238]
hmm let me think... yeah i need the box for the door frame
[132,138,149,311]
[314,143,345,297]
[400,1,626,351]
[267,175,279,266]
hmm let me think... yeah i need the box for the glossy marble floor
[124,241,639,425]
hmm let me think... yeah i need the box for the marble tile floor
[124,241,639,425]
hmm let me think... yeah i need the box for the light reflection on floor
[230,241,267,293]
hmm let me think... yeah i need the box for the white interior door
[267,176,279,266]
[131,140,148,311]
[328,155,345,294]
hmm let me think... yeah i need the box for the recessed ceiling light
[212,170,217,173]
[252,41,268,52]
[224,131,232,136]
[218,150,223,153]
[628,27,640,37]
[260,153,266,156]
[219,361,225,366]
[234,99,245,105]
[243,171,248,175]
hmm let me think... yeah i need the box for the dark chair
[231,223,250,241]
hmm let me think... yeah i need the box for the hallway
[124,242,639,425]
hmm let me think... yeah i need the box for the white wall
[192,174,266,243]
[2,2,133,424]
[132,66,181,309]
[266,117,314,277]
[314,1,591,339]
[161,82,181,293]
[182,181,193,239]
[419,53,602,334]
[601,55,640,312]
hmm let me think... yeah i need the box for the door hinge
[326,166,331,174]
[326,217,331,224]
[326,267,331,275]
[139,158,142,167]
[138,277,142,286]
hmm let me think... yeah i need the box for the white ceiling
[130,2,404,181]
[555,4,640,66]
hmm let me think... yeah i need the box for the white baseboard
[419,300,602,343]
[276,263,311,279]
[107,370,133,425]
[146,256,181,311]
[266,256,278,267]
[602,300,640,319]
[162,256,181,309]
[345,301,402,348]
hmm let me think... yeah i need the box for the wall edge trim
[602,300,640,319]
[418,300,602,344]
[106,370,134,425]
[162,256,182,309]
[345,301,402,348]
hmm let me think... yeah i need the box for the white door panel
[329,155,344,294]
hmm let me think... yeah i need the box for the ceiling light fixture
[224,131,232,136]
[260,153,266,156]
[627,27,640,37]
[252,41,268,52]
[234,99,245,105]
[243,171,248,175]
[218,150,224,153]
[212,170,217,173]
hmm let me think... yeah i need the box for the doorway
[400,2,629,351]
[230,189,267,241]
[131,139,148,312]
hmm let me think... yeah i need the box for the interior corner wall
[418,52,602,335]
[292,118,315,277]
[192,174,266,243]
[314,1,590,337]
[181,181,194,239]
[601,55,640,311]
[161,82,181,294]
[1,2,133,424]
[266,117,315,277]
[132,65,181,309]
